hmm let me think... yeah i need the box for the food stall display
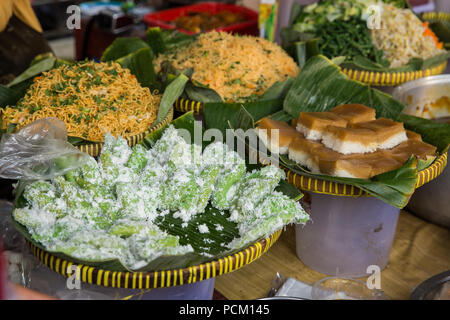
[4,112,308,293]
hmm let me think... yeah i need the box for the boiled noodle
[1,61,160,142]
[154,31,300,102]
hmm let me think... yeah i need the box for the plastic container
[392,75,450,228]
[143,2,258,36]
[124,278,215,300]
[295,193,400,278]
[311,277,386,300]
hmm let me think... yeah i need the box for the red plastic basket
[143,2,259,36]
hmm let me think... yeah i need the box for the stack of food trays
[2,2,449,294]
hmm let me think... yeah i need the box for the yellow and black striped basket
[75,108,174,157]
[259,152,447,197]
[26,229,282,291]
[341,61,447,87]
[422,11,450,48]
[174,98,203,115]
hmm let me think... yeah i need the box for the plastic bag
[0,118,91,181]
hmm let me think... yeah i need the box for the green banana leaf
[283,55,405,119]
[0,85,24,109]
[398,114,450,152]
[421,12,450,47]
[7,56,56,88]
[429,21,450,44]
[154,73,189,126]
[116,47,158,90]
[101,37,150,62]
[146,27,196,56]
[182,81,223,103]
[203,99,283,134]
[0,56,58,108]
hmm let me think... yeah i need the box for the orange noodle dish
[1,61,161,142]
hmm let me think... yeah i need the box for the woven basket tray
[422,11,450,23]
[26,229,282,290]
[174,97,203,115]
[341,61,447,87]
[259,152,447,197]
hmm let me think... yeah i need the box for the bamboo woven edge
[174,98,203,115]
[259,152,447,198]
[341,61,447,86]
[26,229,282,291]
[422,11,450,22]
[75,108,174,157]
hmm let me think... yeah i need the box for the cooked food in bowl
[13,125,309,270]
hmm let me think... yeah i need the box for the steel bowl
[392,75,450,228]
[410,270,450,300]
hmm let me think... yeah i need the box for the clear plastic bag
[0,118,90,181]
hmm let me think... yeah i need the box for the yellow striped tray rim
[26,229,282,290]
[259,152,447,197]
[341,61,447,86]
[422,11,450,22]
[174,98,203,115]
[75,108,174,157]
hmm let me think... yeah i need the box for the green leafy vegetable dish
[282,0,450,72]
[12,115,308,272]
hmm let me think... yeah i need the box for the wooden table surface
[214,210,450,300]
